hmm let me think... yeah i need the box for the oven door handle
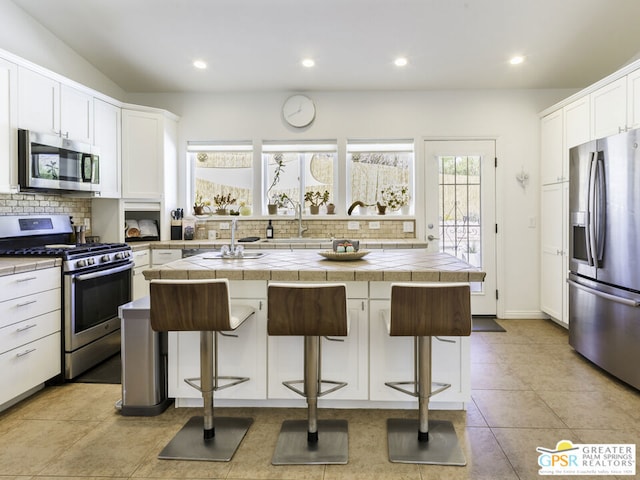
[73,262,133,282]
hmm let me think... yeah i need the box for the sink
[260,238,330,244]
[202,252,266,260]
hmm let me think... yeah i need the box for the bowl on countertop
[332,239,359,253]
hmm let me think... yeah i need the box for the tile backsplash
[0,193,92,232]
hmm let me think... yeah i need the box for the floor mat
[472,317,506,332]
[73,354,121,384]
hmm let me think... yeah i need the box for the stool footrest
[283,379,347,398]
[185,375,249,393]
[384,380,450,398]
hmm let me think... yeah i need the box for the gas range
[0,242,132,272]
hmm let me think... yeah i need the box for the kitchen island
[140,249,484,411]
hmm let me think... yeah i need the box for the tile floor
[0,319,638,479]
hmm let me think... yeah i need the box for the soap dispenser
[266,220,274,239]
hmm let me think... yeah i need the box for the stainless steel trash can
[118,296,172,416]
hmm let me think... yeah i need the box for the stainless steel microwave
[18,129,100,193]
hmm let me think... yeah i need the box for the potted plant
[239,201,252,216]
[268,192,290,214]
[193,193,211,215]
[212,193,236,215]
[266,154,286,214]
[380,185,410,213]
[326,202,336,214]
[304,190,330,214]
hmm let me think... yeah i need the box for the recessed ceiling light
[302,58,315,68]
[193,60,207,69]
[394,57,408,67]
[509,56,524,65]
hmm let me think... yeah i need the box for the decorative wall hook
[515,167,529,189]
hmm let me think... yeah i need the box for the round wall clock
[282,94,316,128]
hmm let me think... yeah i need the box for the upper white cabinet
[591,77,627,139]
[0,57,18,193]
[121,109,177,200]
[540,110,564,185]
[626,68,640,130]
[17,67,93,143]
[93,99,121,198]
[563,96,590,149]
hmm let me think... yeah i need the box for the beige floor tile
[471,362,530,391]
[536,390,640,431]
[0,419,98,475]
[469,340,502,364]
[511,360,616,392]
[472,390,566,428]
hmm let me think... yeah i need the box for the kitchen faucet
[284,197,308,238]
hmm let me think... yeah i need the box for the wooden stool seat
[149,279,255,462]
[267,282,350,465]
[384,282,471,466]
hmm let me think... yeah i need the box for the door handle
[428,235,440,241]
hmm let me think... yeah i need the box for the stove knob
[115,252,124,260]
[101,255,110,263]
[76,259,87,268]
[87,258,95,265]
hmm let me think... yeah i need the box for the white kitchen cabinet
[591,77,627,139]
[540,109,564,185]
[169,281,268,405]
[563,96,591,149]
[93,99,121,198]
[0,267,61,411]
[267,298,369,401]
[132,249,150,301]
[0,57,18,193]
[151,248,182,266]
[368,298,469,407]
[626,68,640,130]
[540,182,568,324]
[121,108,177,200]
[17,67,93,143]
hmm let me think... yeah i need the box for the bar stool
[149,278,255,462]
[267,282,350,465]
[383,282,471,465]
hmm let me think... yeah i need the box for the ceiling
[11,0,640,93]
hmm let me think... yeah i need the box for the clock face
[282,94,316,128]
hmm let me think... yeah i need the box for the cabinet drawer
[0,288,61,329]
[0,268,60,302]
[0,311,60,355]
[133,249,150,268]
[151,249,181,265]
[0,332,61,407]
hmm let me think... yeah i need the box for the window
[262,141,336,214]
[187,141,253,213]
[347,140,414,214]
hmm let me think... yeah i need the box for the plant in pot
[304,190,330,214]
[268,192,290,214]
[212,193,237,215]
[379,185,410,214]
[193,193,211,216]
[266,154,286,214]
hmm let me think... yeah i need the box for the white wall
[0,0,125,100]
[127,88,574,318]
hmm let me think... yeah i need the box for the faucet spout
[296,203,308,238]
[230,218,238,254]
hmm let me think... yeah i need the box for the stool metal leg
[157,331,253,462]
[387,335,466,465]
[272,335,348,465]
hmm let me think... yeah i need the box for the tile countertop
[0,257,62,277]
[128,238,429,251]
[142,249,485,283]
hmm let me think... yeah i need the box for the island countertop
[142,249,485,283]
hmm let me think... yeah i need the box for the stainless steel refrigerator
[569,128,640,391]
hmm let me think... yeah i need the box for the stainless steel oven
[64,260,132,379]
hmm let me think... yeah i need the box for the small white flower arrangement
[380,185,410,211]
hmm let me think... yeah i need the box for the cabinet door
[591,77,627,139]
[122,109,163,199]
[267,299,369,401]
[626,69,640,130]
[94,99,121,198]
[0,57,17,193]
[540,110,564,184]
[60,84,93,143]
[17,67,60,134]
[564,97,591,148]
[168,299,267,400]
[151,249,181,265]
[368,300,467,405]
[540,183,565,322]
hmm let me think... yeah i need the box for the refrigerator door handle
[594,156,606,263]
[568,279,640,307]
[587,152,598,267]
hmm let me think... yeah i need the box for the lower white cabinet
[151,248,182,266]
[0,267,61,410]
[132,249,150,301]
